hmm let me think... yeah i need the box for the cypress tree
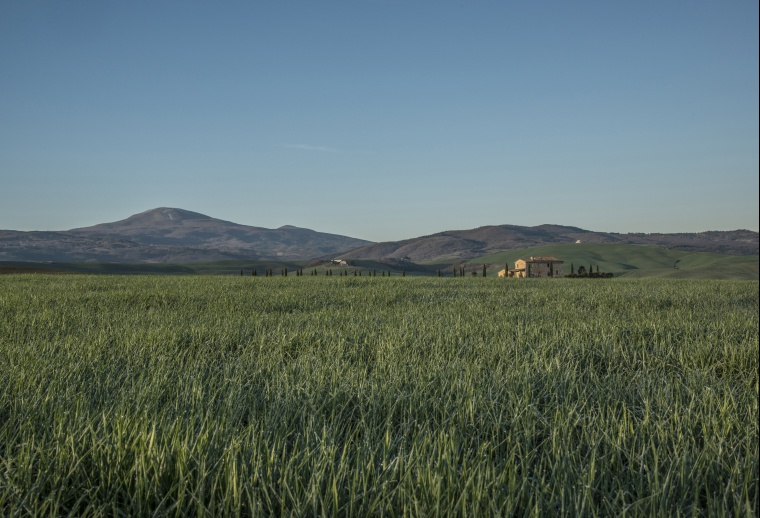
[571,263,574,275]
[482,265,486,277]
[402,270,406,277]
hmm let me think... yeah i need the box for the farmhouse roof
[517,256,563,263]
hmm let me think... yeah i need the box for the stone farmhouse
[498,256,564,278]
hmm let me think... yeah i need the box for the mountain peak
[62,208,371,261]
[132,208,212,222]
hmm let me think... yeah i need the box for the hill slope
[2,210,756,265]
[472,243,759,280]
[1,208,371,262]
[67,208,371,259]
[343,224,758,261]
[0,230,254,263]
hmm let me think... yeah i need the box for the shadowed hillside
[67,208,371,259]
[1,208,371,262]
[341,225,591,261]
[343,225,758,261]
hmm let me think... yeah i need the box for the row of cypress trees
[240,269,407,277]
[241,264,605,278]
[241,264,612,278]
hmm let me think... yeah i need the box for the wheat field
[1,275,757,516]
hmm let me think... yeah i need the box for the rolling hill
[1,208,371,262]
[342,225,758,261]
[470,243,759,280]
[1,208,756,268]
[68,208,371,258]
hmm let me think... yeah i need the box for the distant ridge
[1,208,371,262]
[340,224,758,261]
[1,208,756,263]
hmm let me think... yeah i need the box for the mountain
[341,224,758,261]
[0,208,371,263]
[1,209,756,264]
[0,230,247,263]
[67,208,370,258]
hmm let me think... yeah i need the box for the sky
[1,0,757,242]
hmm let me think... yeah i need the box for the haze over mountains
[0,207,757,263]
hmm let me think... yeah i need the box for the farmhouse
[498,256,564,278]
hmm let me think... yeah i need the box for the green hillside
[470,243,759,280]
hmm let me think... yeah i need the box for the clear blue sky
[1,1,757,241]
